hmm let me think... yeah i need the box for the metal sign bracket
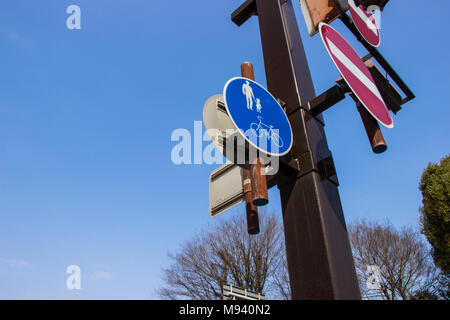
[339,13,415,105]
[286,84,347,125]
[277,151,339,187]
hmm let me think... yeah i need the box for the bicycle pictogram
[250,116,283,148]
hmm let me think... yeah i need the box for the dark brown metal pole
[234,0,361,299]
[241,62,269,207]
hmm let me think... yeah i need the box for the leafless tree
[348,219,442,300]
[160,213,444,300]
[271,252,291,300]
[158,211,288,300]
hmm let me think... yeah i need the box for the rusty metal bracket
[306,84,346,116]
[287,105,325,126]
[286,84,346,125]
[339,13,414,105]
[317,155,338,184]
[279,157,300,177]
[299,151,338,186]
[277,152,339,186]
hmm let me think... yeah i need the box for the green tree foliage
[419,154,450,274]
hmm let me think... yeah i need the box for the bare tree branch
[348,219,442,300]
[157,211,288,300]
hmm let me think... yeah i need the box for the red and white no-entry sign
[319,23,393,128]
[348,0,381,47]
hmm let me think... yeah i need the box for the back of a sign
[300,0,349,36]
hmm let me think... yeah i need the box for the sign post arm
[231,0,257,27]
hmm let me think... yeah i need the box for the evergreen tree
[419,154,450,274]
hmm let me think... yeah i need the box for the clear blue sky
[0,0,448,299]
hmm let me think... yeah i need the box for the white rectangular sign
[222,284,265,300]
[209,163,244,218]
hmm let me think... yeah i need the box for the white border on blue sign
[222,77,293,157]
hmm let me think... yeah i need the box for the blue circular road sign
[223,77,293,157]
